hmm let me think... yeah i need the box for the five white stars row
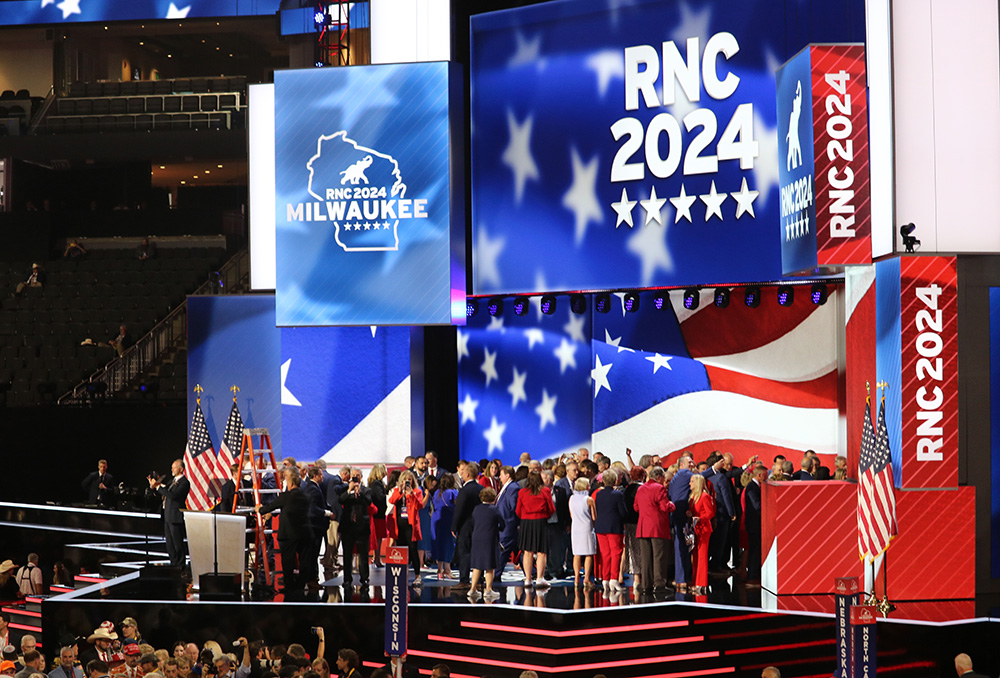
[612,178,760,229]
[41,0,191,19]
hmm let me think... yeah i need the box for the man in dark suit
[744,465,768,586]
[148,459,190,568]
[255,469,313,596]
[425,451,447,480]
[82,459,115,506]
[213,463,239,513]
[954,653,990,678]
[494,465,520,580]
[705,453,737,573]
[338,472,372,586]
[451,462,481,586]
[791,456,814,480]
[302,466,331,587]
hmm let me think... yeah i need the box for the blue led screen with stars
[0,0,280,24]
[470,0,865,295]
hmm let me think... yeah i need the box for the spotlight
[540,295,557,315]
[652,294,666,310]
[713,288,730,308]
[744,286,761,308]
[811,284,829,305]
[899,223,921,253]
[313,9,327,27]
[512,296,529,316]
[570,294,587,314]
[487,297,504,316]
[776,285,795,306]
[682,288,699,310]
[594,293,611,314]
[623,292,640,313]
[466,299,479,318]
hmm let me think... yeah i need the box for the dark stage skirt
[518,518,550,552]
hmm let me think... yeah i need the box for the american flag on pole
[184,401,217,512]
[218,399,244,479]
[858,395,898,562]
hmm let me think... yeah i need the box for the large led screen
[0,0,280,24]
[274,63,465,326]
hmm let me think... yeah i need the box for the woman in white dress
[569,477,598,589]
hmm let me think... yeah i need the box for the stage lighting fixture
[744,286,761,308]
[570,294,587,314]
[513,296,530,316]
[540,295,557,315]
[594,293,611,313]
[652,294,666,310]
[811,284,829,305]
[683,288,699,310]
[776,285,795,306]
[899,222,921,253]
[466,299,479,317]
[713,288,730,308]
[623,292,640,313]
[487,297,504,316]
[314,10,326,26]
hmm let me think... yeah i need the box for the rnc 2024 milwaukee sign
[274,63,464,326]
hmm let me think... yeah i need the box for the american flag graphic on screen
[184,402,217,512]
[858,395,897,562]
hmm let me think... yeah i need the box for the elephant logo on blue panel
[303,131,429,253]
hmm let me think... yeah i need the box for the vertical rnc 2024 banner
[274,63,465,326]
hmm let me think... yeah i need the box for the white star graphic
[483,416,507,455]
[476,225,506,290]
[508,31,543,69]
[562,147,602,245]
[753,110,780,208]
[611,187,638,229]
[627,209,674,285]
[591,354,613,397]
[641,186,667,226]
[280,359,302,407]
[487,316,506,333]
[457,330,470,363]
[41,0,55,6]
[501,110,539,204]
[563,312,587,343]
[553,338,578,374]
[166,2,191,18]
[524,328,545,350]
[614,292,629,317]
[458,393,479,425]
[670,184,697,224]
[646,353,674,374]
[370,326,378,337]
[481,348,499,386]
[507,367,528,408]
[535,389,558,432]
[586,49,624,98]
[604,328,635,354]
[56,0,80,18]
[731,177,759,219]
[700,180,727,221]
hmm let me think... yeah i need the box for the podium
[182,510,246,591]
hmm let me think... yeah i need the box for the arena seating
[0,244,226,406]
[0,88,43,135]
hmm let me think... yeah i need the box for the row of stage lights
[467,284,829,317]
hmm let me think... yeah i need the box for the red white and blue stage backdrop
[469,0,865,295]
[187,295,283,456]
[459,288,839,466]
[0,0,280,24]
[274,63,465,326]
[280,326,411,466]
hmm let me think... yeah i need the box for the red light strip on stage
[50,587,74,594]
[425,633,705,654]
[459,620,689,637]
[693,613,774,625]
[75,575,107,583]
[417,670,477,678]
[25,596,44,603]
[10,622,42,633]
[3,607,41,617]
[877,662,937,673]
[725,638,835,655]
[710,622,829,640]
[405,649,719,673]
[632,669,735,678]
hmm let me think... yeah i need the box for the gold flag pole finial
[230,384,240,402]
[194,384,204,405]
[866,381,870,397]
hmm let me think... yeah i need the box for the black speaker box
[200,572,241,601]
[139,565,185,600]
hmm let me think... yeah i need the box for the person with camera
[148,460,190,569]
[386,470,425,585]
[255,469,313,597]
[338,472,373,587]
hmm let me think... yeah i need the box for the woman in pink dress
[688,474,715,594]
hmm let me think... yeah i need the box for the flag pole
[876,380,895,617]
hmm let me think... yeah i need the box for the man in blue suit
[705,452,738,572]
[494,465,520,580]
[668,454,721,587]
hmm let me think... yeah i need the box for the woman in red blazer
[633,466,675,594]
[515,472,556,587]
[386,470,427,584]
[688,474,716,593]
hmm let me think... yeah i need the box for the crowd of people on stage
[239,446,851,599]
